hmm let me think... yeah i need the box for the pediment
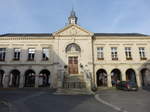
[53,24,93,36]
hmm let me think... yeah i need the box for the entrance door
[68,57,78,74]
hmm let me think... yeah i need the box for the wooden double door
[68,57,78,74]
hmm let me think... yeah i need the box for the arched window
[65,43,81,53]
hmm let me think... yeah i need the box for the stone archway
[66,43,81,75]
[9,70,20,87]
[0,70,4,88]
[65,43,81,53]
[24,69,35,87]
[96,69,107,87]
[126,69,137,83]
[111,69,122,86]
[140,68,150,87]
[39,69,50,87]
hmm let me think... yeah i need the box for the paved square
[0,88,117,112]
[95,88,150,112]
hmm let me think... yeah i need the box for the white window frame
[125,47,132,60]
[28,48,35,61]
[0,48,6,61]
[14,48,21,60]
[139,47,146,59]
[111,47,118,60]
[97,47,104,60]
[42,48,49,61]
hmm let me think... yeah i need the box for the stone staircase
[54,88,94,95]
[54,74,94,95]
[63,75,86,89]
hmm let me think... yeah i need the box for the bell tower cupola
[68,9,78,24]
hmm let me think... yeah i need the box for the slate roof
[0,33,148,37]
[94,33,148,36]
[0,33,52,37]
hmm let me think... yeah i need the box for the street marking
[95,94,128,112]
[1,100,17,112]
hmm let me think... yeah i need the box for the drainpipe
[91,35,96,88]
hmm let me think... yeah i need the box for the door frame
[68,56,79,74]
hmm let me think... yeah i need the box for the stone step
[63,74,86,89]
[64,75,84,82]
[54,88,94,95]
[63,81,86,88]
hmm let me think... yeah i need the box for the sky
[0,0,150,35]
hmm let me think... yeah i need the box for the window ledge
[140,58,147,60]
[112,58,118,60]
[126,58,132,60]
[13,59,20,61]
[42,59,49,61]
[27,59,35,61]
[97,58,104,60]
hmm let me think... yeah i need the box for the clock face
[71,19,75,24]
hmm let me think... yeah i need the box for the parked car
[116,81,138,91]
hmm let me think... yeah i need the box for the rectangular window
[125,47,132,60]
[42,48,49,61]
[13,48,21,60]
[111,47,118,60]
[139,47,146,60]
[28,48,35,61]
[0,48,6,61]
[97,47,104,60]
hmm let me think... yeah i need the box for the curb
[0,100,10,112]
[54,88,95,95]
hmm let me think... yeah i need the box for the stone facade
[0,11,150,89]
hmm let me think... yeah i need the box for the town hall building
[0,10,150,89]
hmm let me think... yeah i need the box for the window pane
[29,49,35,53]
[28,48,35,60]
[0,48,6,61]
[125,47,132,59]
[139,47,146,59]
[111,47,118,59]
[42,48,49,60]
[14,48,21,60]
[97,47,104,59]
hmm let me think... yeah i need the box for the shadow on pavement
[142,86,150,92]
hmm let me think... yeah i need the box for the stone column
[3,72,9,88]
[57,69,63,88]
[48,73,51,88]
[19,72,24,88]
[35,74,39,88]
[145,70,150,86]
[122,73,126,81]
[107,73,112,87]
[136,73,141,87]
[9,73,13,87]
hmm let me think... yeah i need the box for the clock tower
[68,9,78,24]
